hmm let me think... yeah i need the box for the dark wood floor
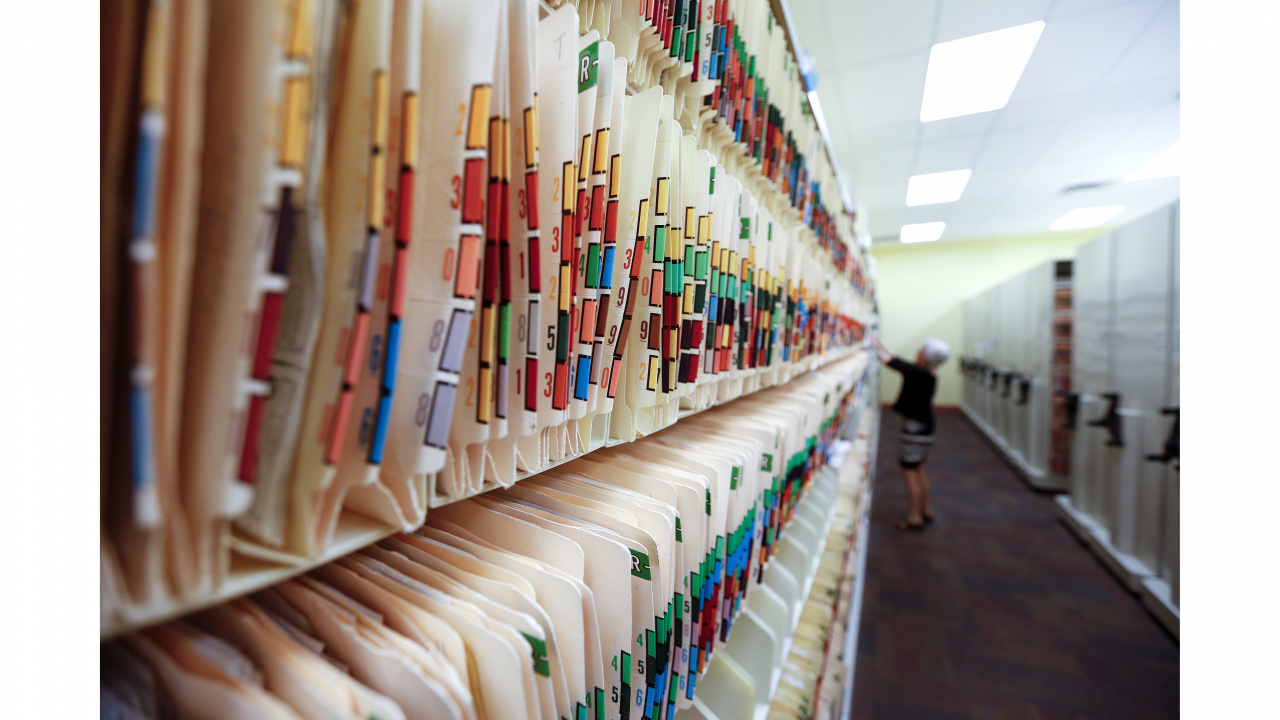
[850,410,1179,720]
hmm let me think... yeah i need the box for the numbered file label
[384,0,501,491]
[529,5,578,466]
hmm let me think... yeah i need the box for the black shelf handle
[1016,377,1031,406]
[988,369,999,390]
[1002,372,1015,398]
[1057,391,1080,429]
[1145,406,1179,464]
[1087,392,1124,448]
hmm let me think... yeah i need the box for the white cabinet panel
[1029,263,1052,378]
[1160,201,1179,599]
[1164,470,1179,605]
[1072,233,1115,395]
[1059,202,1178,615]
[1028,379,1051,472]
[1027,263,1053,474]
[1113,205,1174,415]
[1167,201,1180,408]
[1132,416,1172,573]
[1075,397,1105,515]
[1111,411,1153,561]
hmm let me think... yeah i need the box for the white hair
[921,338,950,367]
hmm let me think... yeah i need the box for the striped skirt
[898,418,936,468]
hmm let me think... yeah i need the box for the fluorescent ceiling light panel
[1125,142,1180,181]
[920,22,1045,122]
[900,222,946,243]
[1050,205,1125,231]
[906,169,972,206]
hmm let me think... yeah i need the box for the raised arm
[870,334,895,364]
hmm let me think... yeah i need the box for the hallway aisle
[851,410,1178,720]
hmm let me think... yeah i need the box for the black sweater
[888,357,937,434]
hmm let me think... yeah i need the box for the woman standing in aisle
[872,335,950,531]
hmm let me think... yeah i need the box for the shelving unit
[960,259,1070,490]
[679,397,877,720]
[1050,262,1074,477]
[837,512,871,719]
[102,3,882,720]
[102,511,396,641]
[103,346,874,640]
[1056,203,1180,638]
[838,392,879,720]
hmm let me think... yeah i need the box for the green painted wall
[872,229,1105,407]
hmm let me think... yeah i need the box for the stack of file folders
[101,0,875,643]
[103,355,873,720]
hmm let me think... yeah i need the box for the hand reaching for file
[869,334,894,364]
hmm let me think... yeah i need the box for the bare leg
[919,465,934,520]
[898,467,925,527]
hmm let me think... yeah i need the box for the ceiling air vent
[1059,181,1114,194]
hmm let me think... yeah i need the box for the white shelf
[103,347,870,640]
[101,510,395,641]
[837,511,871,720]
[677,441,871,720]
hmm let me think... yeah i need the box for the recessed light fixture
[1125,142,1180,181]
[906,169,972,206]
[1050,205,1125,231]
[920,21,1046,122]
[900,222,946,243]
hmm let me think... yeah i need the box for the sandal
[923,514,935,524]
[894,518,926,532]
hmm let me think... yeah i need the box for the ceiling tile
[942,200,1003,237]
[935,0,1054,43]
[1100,0,1179,86]
[1011,0,1165,103]
[980,200,1040,235]
[1091,148,1171,182]
[978,124,1060,169]
[1015,157,1095,197]
[947,199,1002,224]
[995,92,1087,131]
[852,146,914,201]
[1112,101,1178,150]
[1037,109,1151,165]
[1089,102,1179,178]
[867,204,907,238]
[841,122,919,155]
[1084,75,1180,116]
[812,68,852,131]
[794,0,1178,242]
[913,134,986,175]
[962,160,1025,200]
[836,52,930,130]
[786,0,837,71]
[1049,0,1155,21]
[816,0,939,69]
[903,203,954,227]
[920,112,996,142]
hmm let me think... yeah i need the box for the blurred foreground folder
[235,0,334,552]
[180,0,291,589]
[283,0,393,557]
